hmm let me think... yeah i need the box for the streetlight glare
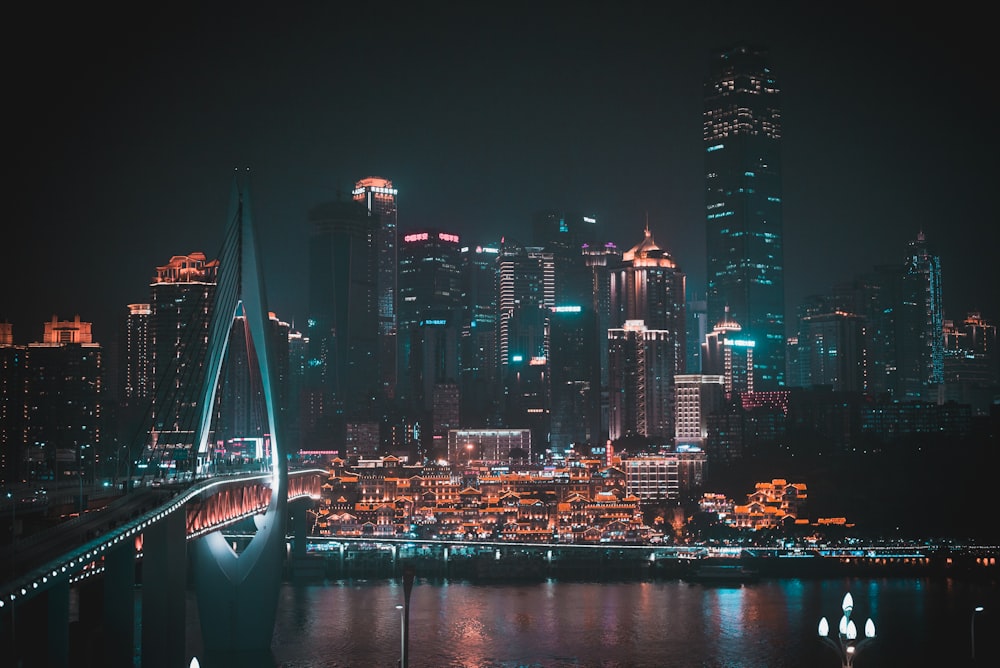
[819,591,875,667]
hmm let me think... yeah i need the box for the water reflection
[185,577,999,667]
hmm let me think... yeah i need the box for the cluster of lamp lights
[817,592,876,667]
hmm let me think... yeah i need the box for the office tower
[686,295,708,373]
[498,239,555,372]
[353,177,399,399]
[583,241,622,441]
[306,199,378,449]
[286,325,308,453]
[117,303,151,469]
[460,242,501,426]
[397,229,465,448]
[120,303,152,409]
[796,311,867,392]
[608,320,677,443]
[548,305,599,456]
[607,227,687,434]
[0,323,25,483]
[942,312,998,413]
[704,43,785,389]
[702,308,754,396]
[146,252,218,468]
[674,374,725,449]
[532,209,600,307]
[24,316,104,483]
[898,231,944,400]
[832,267,899,396]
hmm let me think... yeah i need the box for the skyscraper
[704,44,785,389]
[146,252,218,468]
[353,177,398,399]
[899,231,944,400]
[306,198,378,449]
[608,320,676,443]
[24,316,104,483]
[397,229,465,445]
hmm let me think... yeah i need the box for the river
[184,576,999,667]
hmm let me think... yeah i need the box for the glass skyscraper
[353,177,398,400]
[704,43,785,390]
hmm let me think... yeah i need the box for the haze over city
[5,2,997,341]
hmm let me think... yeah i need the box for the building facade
[704,43,785,390]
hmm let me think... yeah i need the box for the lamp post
[401,563,415,668]
[972,606,985,661]
[818,592,876,667]
[395,604,404,668]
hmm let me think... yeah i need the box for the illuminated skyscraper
[702,308,754,396]
[353,177,399,398]
[397,229,464,445]
[898,231,944,400]
[147,253,218,467]
[460,242,501,426]
[608,320,676,443]
[704,44,785,389]
[609,227,686,396]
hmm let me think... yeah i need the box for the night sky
[5,2,997,345]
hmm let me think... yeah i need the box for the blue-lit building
[704,43,785,390]
[898,231,944,400]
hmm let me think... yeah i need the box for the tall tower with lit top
[704,43,785,390]
[353,176,399,399]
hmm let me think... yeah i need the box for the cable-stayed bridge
[1,173,313,667]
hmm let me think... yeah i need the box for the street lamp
[972,605,985,661]
[395,604,404,668]
[818,592,876,667]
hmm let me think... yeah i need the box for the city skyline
[6,3,998,342]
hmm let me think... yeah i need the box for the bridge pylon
[188,171,288,663]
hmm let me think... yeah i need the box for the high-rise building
[306,198,378,449]
[701,308,754,396]
[397,229,465,450]
[898,231,944,400]
[674,374,725,449]
[547,305,599,456]
[24,316,104,483]
[532,209,599,308]
[498,239,555,372]
[583,241,622,442]
[0,323,25,483]
[704,43,785,389]
[459,242,501,426]
[353,177,399,399]
[794,310,867,392]
[146,252,218,467]
[942,311,998,414]
[608,320,677,443]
